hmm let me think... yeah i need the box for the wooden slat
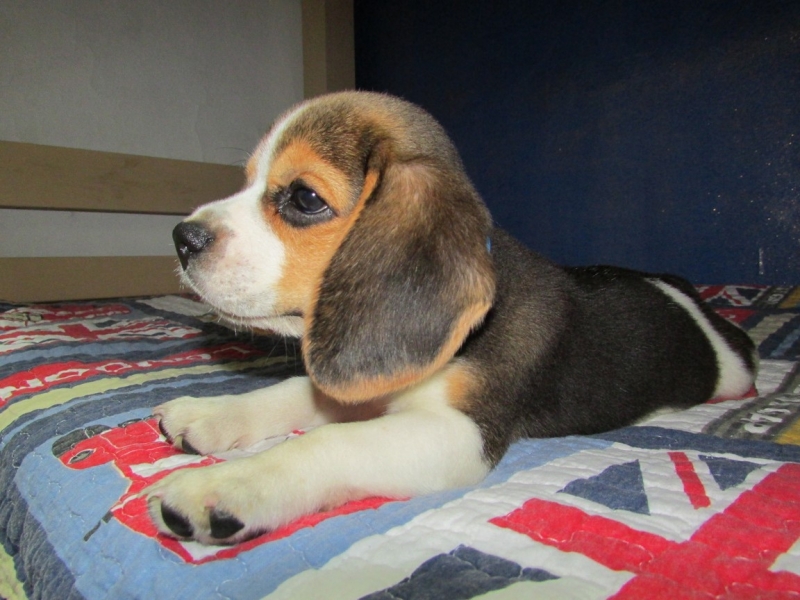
[302,0,355,98]
[0,141,244,215]
[0,257,183,302]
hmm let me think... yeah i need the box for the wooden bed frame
[0,141,243,302]
[0,0,353,304]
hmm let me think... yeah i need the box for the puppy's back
[457,230,756,464]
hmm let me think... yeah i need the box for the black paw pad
[157,419,172,442]
[161,504,193,538]
[209,509,245,539]
[180,437,200,455]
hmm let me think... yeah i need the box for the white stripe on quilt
[748,313,797,347]
[264,438,784,600]
[771,537,800,576]
[0,355,290,432]
[263,469,636,599]
[135,296,213,318]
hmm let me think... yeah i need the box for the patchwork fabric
[1,289,800,599]
[698,285,800,360]
[361,546,559,600]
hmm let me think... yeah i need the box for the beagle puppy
[147,91,757,545]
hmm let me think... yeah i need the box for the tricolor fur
[146,91,757,544]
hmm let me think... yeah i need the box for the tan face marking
[181,92,495,404]
[263,139,378,316]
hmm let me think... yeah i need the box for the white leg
[155,376,335,454]
[146,368,489,544]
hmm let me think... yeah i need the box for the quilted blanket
[2,285,800,599]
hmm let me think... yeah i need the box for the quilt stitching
[1,290,800,599]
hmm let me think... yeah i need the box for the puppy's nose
[173,222,214,270]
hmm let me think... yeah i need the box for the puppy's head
[174,92,495,401]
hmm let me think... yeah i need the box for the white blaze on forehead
[184,184,285,317]
[179,101,314,329]
[248,99,312,183]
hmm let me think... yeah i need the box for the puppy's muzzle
[173,222,214,270]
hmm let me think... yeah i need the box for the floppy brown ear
[303,147,496,403]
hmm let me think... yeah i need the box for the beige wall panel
[0,141,243,215]
[0,257,183,303]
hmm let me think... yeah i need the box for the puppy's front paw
[145,460,276,544]
[155,395,271,455]
[155,379,321,456]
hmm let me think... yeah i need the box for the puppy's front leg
[155,376,344,455]
[145,371,489,544]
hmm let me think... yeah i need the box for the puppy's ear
[303,143,495,402]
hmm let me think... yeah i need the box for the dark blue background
[354,0,800,283]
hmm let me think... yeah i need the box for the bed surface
[2,285,800,599]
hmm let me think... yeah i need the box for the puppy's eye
[273,181,335,227]
[290,186,327,214]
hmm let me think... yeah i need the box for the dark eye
[273,182,335,228]
[290,186,328,214]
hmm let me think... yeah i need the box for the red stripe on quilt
[58,417,398,564]
[492,463,800,598]
[490,498,675,572]
[0,343,261,406]
[669,451,711,509]
[0,303,131,328]
[0,318,202,354]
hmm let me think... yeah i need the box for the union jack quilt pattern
[2,287,800,599]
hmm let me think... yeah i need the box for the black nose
[173,222,214,270]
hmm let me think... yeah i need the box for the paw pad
[161,504,193,538]
[179,436,200,455]
[157,419,172,442]
[209,509,245,539]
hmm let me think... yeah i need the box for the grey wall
[1,0,304,258]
